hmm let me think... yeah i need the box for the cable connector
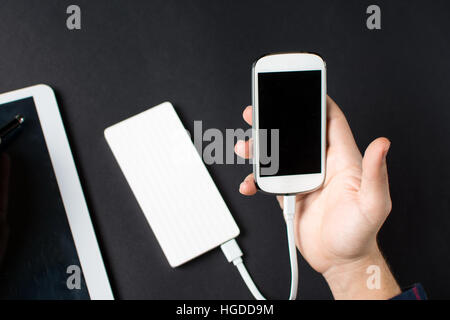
[221,195,298,300]
[221,239,243,263]
[283,195,296,220]
[221,238,265,300]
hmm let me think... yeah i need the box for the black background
[0,0,449,299]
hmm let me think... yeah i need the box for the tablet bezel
[0,84,114,300]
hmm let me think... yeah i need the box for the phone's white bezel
[252,53,327,195]
[0,84,114,300]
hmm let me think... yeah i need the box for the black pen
[0,115,24,144]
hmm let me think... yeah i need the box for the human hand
[235,96,401,299]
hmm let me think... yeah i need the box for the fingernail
[239,181,246,193]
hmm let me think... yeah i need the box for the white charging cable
[221,195,298,300]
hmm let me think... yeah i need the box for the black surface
[0,0,449,299]
[0,98,88,299]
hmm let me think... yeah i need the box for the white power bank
[105,102,240,267]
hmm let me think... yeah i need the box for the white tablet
[0,85,113,299]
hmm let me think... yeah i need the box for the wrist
[323,246,401,300]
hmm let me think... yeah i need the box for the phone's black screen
[258,70,322,177]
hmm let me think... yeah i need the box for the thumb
[360,137,392,219]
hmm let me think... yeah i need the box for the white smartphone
[252,52,327,195]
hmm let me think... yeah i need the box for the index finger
[326,96,361,158]
[243,105,252,126]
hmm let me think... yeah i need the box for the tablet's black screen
[0,97,89,299]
